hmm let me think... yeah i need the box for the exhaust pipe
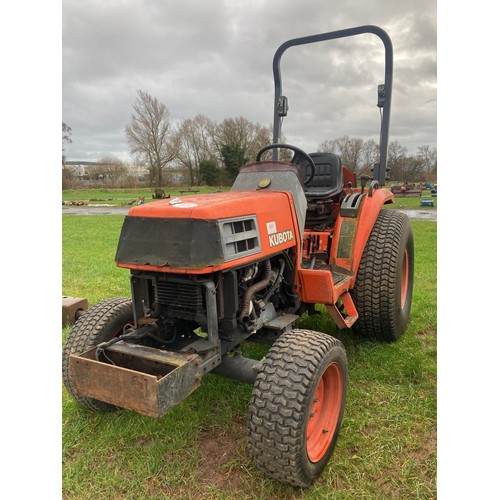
[238,259,272,322]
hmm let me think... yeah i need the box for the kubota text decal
[269,229,294,247]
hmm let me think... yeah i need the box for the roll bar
[271,25,393,185]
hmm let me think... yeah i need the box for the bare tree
[125,90,177,186]
[85,156,129,182]
[318,135,364,171]
[318,139,336,154]
[387,140,408,181]
[417,145,437,178]
[100,156,129,181]
[212,117,273,165]
[62,122,72,164]
[318,135,437,182]
[403,155,425,182]
[360,139,379,173]
[62,122,74,188]
[176,115,217,186]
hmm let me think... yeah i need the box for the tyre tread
[352,209,412,341]
[247,329,347,487]
[62,297,133,412]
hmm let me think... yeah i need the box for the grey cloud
[63,0,436,161]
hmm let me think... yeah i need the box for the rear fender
[331,188,393,285]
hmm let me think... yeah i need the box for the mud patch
[194,416,248,490]
[414,430,437,463]
[416,326,436,337]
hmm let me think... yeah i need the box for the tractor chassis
[68,278,300,417]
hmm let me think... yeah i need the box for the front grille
[155,280,205,320]
[218,215,261,261]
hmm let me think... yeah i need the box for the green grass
[63,186,230,206]
[62,216,130,303]
[62,215,436,499]
[390,196,437,210]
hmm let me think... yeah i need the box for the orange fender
[331,187,394,287]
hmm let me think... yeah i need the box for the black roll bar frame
[271,25,393,186]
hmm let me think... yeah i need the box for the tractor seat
[298,152,344,201]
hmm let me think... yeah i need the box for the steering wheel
[255,143,316,186]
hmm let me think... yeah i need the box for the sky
[62,0,437,162]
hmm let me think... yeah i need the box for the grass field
[62,214,437,499]
[62,186,229,206]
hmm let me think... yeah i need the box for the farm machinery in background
[390,182,422,197]
[63,26,414,487]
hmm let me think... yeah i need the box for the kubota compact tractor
[63,25,414,487]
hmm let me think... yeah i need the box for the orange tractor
[63,25,414,487]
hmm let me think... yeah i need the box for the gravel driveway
[62,205,437,221]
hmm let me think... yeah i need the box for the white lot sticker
[269,229,294,247]
[266,221,277,235]
[172,203,198,208]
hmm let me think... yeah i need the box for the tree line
[124,90,287,187]
[63,90,436,188]
[319,137,437,183]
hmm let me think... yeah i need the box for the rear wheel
[62,297,134,412]
[247,329,347,487]
[352,209,414,341]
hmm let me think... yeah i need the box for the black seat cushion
[298,153,344,200]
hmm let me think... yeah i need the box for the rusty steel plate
[69,342,202,418]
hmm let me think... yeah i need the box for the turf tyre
[62,297,134,412]
[247,329,347,487]
[352,208,414,341]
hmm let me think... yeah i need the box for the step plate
[332,271,351,286]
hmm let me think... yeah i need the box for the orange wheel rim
[306,362,343,463]
[401,248,409,309]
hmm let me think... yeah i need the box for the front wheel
[62,297,134,412]
[247,329,348,487]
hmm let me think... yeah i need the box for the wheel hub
[306,362,343,463]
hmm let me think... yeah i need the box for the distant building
[64,160,148,181]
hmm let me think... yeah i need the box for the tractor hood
[126,191,281,220]
[115,191,298,272]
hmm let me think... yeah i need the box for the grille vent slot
[218,216,261,261]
